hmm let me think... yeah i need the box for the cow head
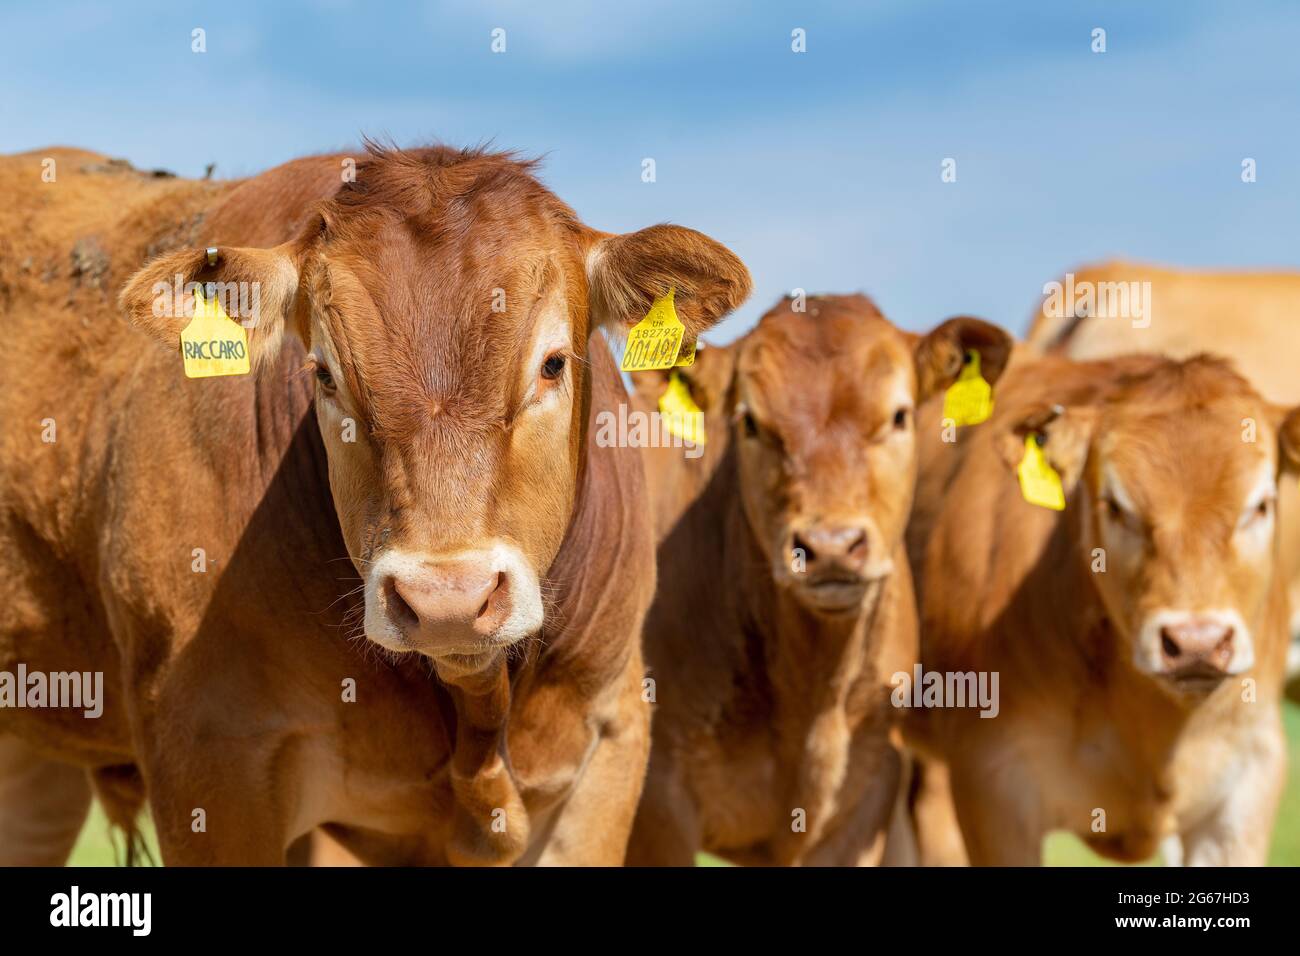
[122,145,750,678]
[662,294,1010,615]
[997,356,1300,696]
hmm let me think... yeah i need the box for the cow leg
[1158,834,1184,867]
[532,656,652,866]
[625,748,701,866]
[948,760,1043,866]
[908,756,970,866]
[802,746,903,867]
[880,752,920,866]
[1179,730,1285,866]
[0,736,93,866]
[132,685,296,866]
[142,745,292,865]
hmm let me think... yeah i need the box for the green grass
[69,802,159,866]
[69,701,1300,867]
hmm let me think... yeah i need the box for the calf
[627,294,1011,865]
[909,352,1298,864]
[0,143,749,864]
[1028,261,1300,700]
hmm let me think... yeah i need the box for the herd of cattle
[0,143,1297,866]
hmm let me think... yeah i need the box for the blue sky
[4,1,1298,341]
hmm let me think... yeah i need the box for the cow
[625,293,1012,865]
[907,349,1299,865]
[1028,260,1300,701]
[0,143,750,865]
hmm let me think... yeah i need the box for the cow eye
[1100,496,1130,526]
[1246,496,1274,525]
[1101,495,1144,534]
[742,411,759,438]
[541,353,566,381]
[314,360,336,393]
[893,407,910,430]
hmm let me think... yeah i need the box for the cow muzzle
[785,519,893,615]
[363,544,544,668]
[1136,609,1254,692]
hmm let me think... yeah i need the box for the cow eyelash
[305,355,336,393]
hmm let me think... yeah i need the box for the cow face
[1000,357,1300,695]
[123,145,750,677]
[715,296,1010,615]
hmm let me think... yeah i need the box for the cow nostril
[476,572,510,624]
[847,530,868,561]
[1160,628,1181,660]
[792,532,816,564]
[384,576,419,631]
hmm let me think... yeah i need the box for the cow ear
[586,224,751,342]
[913,316,1014,403]
[119,243,302,371]
[1277,405,1300,474]
[995,402,1099,489]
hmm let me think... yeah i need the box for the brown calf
[909,351,1298,865]
[627,294,1011,865]
[0,144,749,864]
[1027,260,1300,701]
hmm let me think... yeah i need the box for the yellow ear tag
[942,349,993,426]
[674,339,697,367]
[1017,434,1065,510]
[658,370,706,446]
[621,288,684,372]
[180,287,250,379]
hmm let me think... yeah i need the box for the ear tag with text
[181,287,250,379]
[1017,434,1065,510]
[942,349,993,426]
[674,337,698,367]
[621,288,684,372]
[658,370,706,447]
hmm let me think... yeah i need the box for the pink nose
[1159,618,1235,675]
[791,523,870,576]
[381,559,513,650]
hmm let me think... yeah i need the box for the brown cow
[908,350,1298,865]
[625,294,1012,865]
[0,143,749,864]
[1027,260,1300,701]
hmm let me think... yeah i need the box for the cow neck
[529,347,640,686]
[443,658,530,866]
[731,488,895,860]
[731,467,888,721]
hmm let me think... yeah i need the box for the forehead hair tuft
[317,139,581,239]
[1110,353,1257,412]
